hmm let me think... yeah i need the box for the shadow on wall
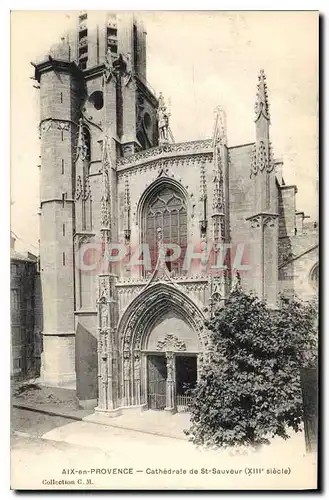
[75,322,98,402]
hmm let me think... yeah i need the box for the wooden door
[147,355,167,410]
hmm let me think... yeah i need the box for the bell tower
[33,45,82,386]
[74,11,158,155]
[33,12,159,390]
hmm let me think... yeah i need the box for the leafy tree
[185,289,318,449]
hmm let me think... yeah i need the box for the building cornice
[116,139,212,170]
[246,212,279,221]
[40,198,74,206]
[32,57,83,82]
[228,142,255,150]
[74,310,97,315]
[82,63,106,80]
[279,184,298,194]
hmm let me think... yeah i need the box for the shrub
[185,289,318,449]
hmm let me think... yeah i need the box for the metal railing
[176,394,192,412]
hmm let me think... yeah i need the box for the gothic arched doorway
[118,282,205,412]
[144,311,200,412]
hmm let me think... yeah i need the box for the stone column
[133,350,141,406]
[123,350,131,406]
[97,297,109,410]
[165,351,176,414]
[140,352,147,405]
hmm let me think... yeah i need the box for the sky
[10,11,318,253]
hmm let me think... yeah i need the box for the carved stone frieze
[263,215,278,228]
[74,233,92,250]
[249,215,262,228]
[250,144,257,176]
[177,281,208,293]
[117,140,212,168]
[156,334,186,352]
[250,140,274,177]
[248,214,278,229]
[117,153,212,178]
[267,142,275,173]
[39,119,73,135]
[75,175,83,201]
[83,177,92,201]
[258,141,268,172]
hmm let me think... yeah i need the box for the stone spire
[213,105,227,147]
[211,106,226,245]
[251,70,274,203]
[247,70,279,306]
[254,69,270,122]
[209,106,230,314]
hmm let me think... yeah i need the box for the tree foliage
[185,289,318,448]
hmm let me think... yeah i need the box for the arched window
[142,185,187,276]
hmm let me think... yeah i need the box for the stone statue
[231,270,241,292]
[104,49,114,83]
[157,93,170,144]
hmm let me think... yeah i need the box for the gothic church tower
[33,12,158,387]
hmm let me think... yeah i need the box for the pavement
[11,384,318,491]
[12,381,191,440]
[11,407,317,491]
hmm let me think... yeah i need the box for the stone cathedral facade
[33,12,318,413]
